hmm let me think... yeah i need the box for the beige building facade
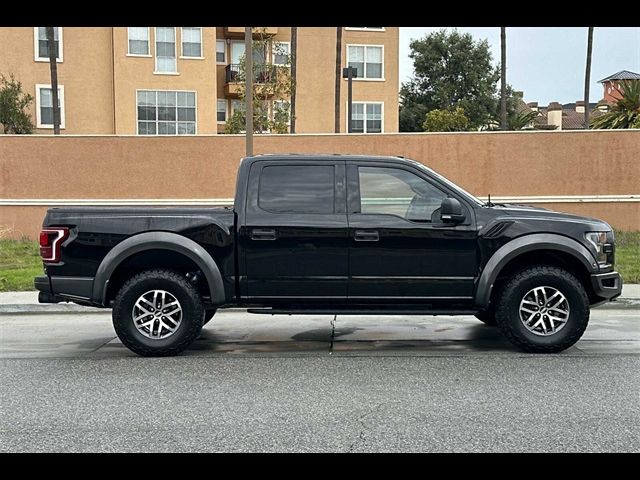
[0,27,399,135]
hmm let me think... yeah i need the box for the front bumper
[590,271,622,300]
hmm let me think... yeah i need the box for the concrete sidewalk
[1,285,639,314]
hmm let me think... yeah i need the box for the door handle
[250,228,276,241]
[354,230,379,242]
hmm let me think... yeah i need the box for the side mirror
[440,197,466,224]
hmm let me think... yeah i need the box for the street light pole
[245,27,253,156]
[342,66,357,133]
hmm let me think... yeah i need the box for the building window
[35,84,65,129]
[137,90,196,135]
[272,100,291,126]
[34,27,63,62]
[347,45,383,79]
[350,102,383,133]
[181,27,202,58]
[217,99,227,123]
[155,27,177,73]
[216,40,226,63]
[345,27,385,31]
[127,27,150,55]
[273,41,290,66]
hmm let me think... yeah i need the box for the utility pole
[342,66,357,133]
[46,27,61,134]
[500,27,507,131]
[290,26,297,134]
[584,27,594,129]
[245,27,253,156]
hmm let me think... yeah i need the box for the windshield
[409,160,485,206]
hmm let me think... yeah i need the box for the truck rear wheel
[495,265,589,353]
[112,269,204,356]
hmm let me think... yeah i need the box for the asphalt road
[1,308,638,452]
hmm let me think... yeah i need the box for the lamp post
[342,66,357,133]
[245,27,253,156]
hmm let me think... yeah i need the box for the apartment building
[0,27,399,135]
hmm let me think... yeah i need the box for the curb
[1,300,638,315]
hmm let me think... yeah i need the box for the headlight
[585,231,609,264]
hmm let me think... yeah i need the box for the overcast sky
[399,27,640,105]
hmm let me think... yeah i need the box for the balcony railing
[225,64,278,84]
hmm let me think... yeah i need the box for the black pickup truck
[35,154,622,356]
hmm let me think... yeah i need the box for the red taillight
[39,227,69,263]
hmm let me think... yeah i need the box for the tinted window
[358,167,447,221]
[259,165,335,214]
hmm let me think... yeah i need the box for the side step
[246,309,479,315]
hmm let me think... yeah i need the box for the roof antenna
[487,193,494,207]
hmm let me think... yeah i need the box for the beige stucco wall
[112,27,218,135]
[1,130,639,238]
[0,27,115,134]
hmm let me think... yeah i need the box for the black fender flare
[92,231,225,306]
[474,233,598,308]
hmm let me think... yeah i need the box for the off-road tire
[203,308,217,325]
[495,265,589,353]
[112,269,204,356]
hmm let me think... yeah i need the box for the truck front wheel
[112,269,204,356]
[495,265,589,353]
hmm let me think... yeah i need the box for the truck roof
[242,153,413,163]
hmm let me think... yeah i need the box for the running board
[246,309,479,315]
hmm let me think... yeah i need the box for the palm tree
[45,27,60,134]
[590,80,640,129]
[584,27,594,129]
[500,27,507,130]
[334,27,342,133]
[290,27,297,133]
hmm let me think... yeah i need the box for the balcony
[224,63,278,97]
[224,27,278,37]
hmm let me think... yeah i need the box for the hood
[487,204,612,230]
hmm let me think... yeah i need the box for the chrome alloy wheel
[518,286,570,336]
[132,290,182,339]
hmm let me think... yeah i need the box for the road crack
[329,314,336,355]
[348,403,384,453]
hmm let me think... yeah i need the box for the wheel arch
[92,231,225,306]
[475,233,597,309]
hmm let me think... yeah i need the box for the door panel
[347,163,478,303]
[241,161,348,301]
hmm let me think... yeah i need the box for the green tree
[591,80,640,129]
[400,29,500,131]
[422,107,469,132]
[224,29,294,134]
[0,74,34,134]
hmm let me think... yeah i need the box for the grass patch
[0,239,43,292]
[615,231,640,284]
[0,231,638,292]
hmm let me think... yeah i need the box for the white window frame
[345,27,386,31]
[217,99,228,124]
[135,89,198,135]
[33,27,63,62]
[154,27,178,75]
[35,84,66,129]
[346,101,384,133]
[180,27,204,59]
[272,41,291,66]
[127,27,151,57]
[216,40,227,64]
[346,44,384,81]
